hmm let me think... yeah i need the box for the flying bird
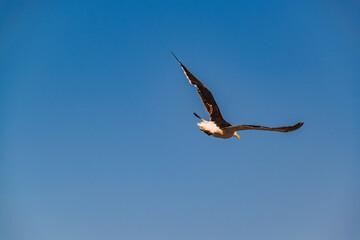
[171,52,303,139]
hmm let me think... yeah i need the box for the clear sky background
[1,1,359,240]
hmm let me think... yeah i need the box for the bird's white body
[197,120,235,139]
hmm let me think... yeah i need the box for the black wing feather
[172,51,231,128]
[225,122,304,132]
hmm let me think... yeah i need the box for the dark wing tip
[170,51,182,65]
[193,112,203,120]
[288,122,304,132]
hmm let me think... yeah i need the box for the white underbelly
[197,120,234,139]
[212,129,234,139]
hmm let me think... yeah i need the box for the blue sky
[1,1,359,239]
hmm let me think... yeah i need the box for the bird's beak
[234,133,240,139]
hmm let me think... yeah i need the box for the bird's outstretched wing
[171,51,231,128]
[225,122,304,132]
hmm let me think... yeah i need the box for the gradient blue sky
[1,1,360,240]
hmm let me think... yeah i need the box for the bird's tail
[193,112,203,120]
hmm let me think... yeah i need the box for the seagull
[172,52,303,139]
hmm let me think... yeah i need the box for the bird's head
[233,132,240,139]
